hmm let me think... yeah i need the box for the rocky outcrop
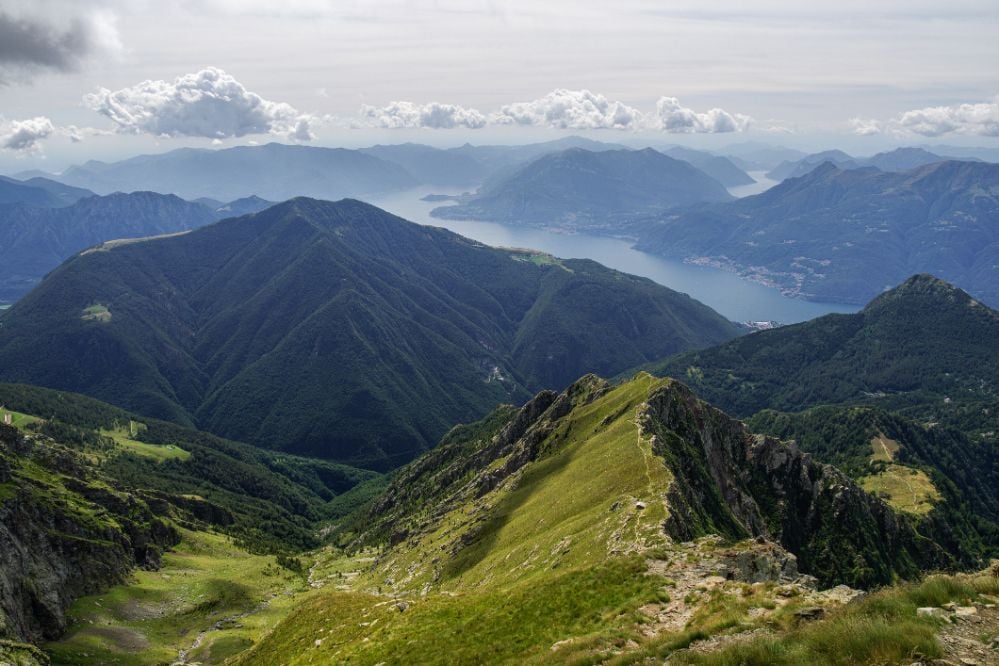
[0,424,179,643]
[643,381,948,587]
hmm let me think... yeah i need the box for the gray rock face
[718,541,805,584]
[642,380,949,587]
[0,424,179,643]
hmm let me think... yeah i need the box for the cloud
[0,5,120,84]
[492,89,644,130]
[852,95,999,137]
[358,101,487,129]
[84,67,316,140]
[1,116,56,154]
[849,117,882,136]
[351,90,754,134]
[653,97,752,133]
[894,96,999,137]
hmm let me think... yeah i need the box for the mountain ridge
[0,198,742,469]
[34,143,419,201]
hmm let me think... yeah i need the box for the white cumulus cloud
[492,89,644,130]
[358,101,487,129]
[654,97,752,133]
[851,95,999,137]
[849,117,883,136]
[1,116,56,154]
[894,96,999,137]
[84,67,316,140]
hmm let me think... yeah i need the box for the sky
[1,0,998,171]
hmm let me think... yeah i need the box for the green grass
[367,374,675,592]
[509,250,570,270]
[858,464,941,515]
[859,434,941,516]
[102,426,191,462]
[232,556,665,666]
[45,529,315,665]
[869,435,900,463]
[81,303,111,322]
[1,409,40,430]
[668,572,999,665]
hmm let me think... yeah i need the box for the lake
[367,187,858,325]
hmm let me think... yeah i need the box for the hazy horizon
[2,0,997,171]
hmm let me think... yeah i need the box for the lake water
[367,187,858,325]
[728,171,780,198]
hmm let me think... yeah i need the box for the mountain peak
[867,273,967,309]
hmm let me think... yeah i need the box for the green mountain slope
[0,383,378,552]
[431,148,733,231]
[634,161,999,305]
[0,383,376,649]
[235,373,975,665]
[357,374,952,591]
[747,406,997,561]
[644,275,999,435]
[0,198,741,469]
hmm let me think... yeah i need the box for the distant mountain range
[0,191,273,302]
[0,175,95,208]
[431,148,733,230]
[11,137,762,201]
[710,142,808,171]
[633,160,999,305]
[660,146,756,187]
[28,143,418,201]
[766,147,976,181]
[8,137,635,200]
[0,198,742,470]
[359,143,490,187]
[359,137,631,187]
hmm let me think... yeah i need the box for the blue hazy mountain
[661,146,756,187]
[431,148,733,231]
[0,191,273,302]
[0,175,95,208]
[43,143,419,201]
[766,147,976,181]
[634,160,999,305]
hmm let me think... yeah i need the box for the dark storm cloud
[0,13,88,67]
[0,9,115,83]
